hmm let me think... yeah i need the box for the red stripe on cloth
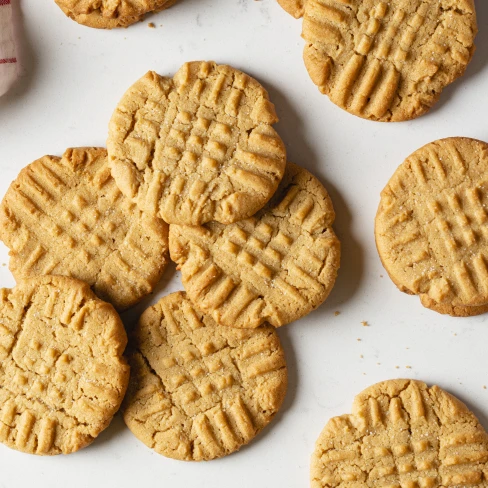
[0,58,17,64]
[0,0,11,5]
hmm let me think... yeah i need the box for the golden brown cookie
[277,0,306,19]
[169,162,340,329]
[0,148,169,309]
[55,0,177,29]
[311,379,488,487]
[0,147,169,311]
[420,295,488,317]
[0,276,129,455]
[122,292,287,461]
[376,138,488,311]
[302,0,477,122]
[107,61,286,225]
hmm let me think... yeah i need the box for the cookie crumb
[2,263,5,267]
[380,274,383,278]
[483,385,487,390]
[395,366,399,369]
[406,365,412,369]
[357,338,361,342]
[376,362,381,365]
[360,354,363,359]
[334,311,340,316]
[361,320,369,327]
[148,22,156,28]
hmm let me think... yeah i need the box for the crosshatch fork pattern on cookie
[0,277,128,455]
[311,381,488,487]
[302,0,477,121]
[0,148,168,310]
[170,163,341,329]
[108,61,286,225]
[123,292,287,461]
[376,138,488,307]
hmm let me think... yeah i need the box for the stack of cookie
[279,0,477,122]
[0,61,341,458]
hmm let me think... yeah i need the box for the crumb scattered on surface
[334,311,340,316]
[377,362,381,365]
[357,338,361,342]
[454,333,457,336]
[380,275,383,278]
[360,355,363,359]
[361,321,369,327]
[483,385,486,390]
[406,365,412,369]
[2,263,5,267]
[148,22,155,28]
[395,366,399,369]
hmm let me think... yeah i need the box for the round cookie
[169,162,340,329]
[0,276,129,455]
[302,0,477,122]
[420,295,488,317]
[0,147,169,311]
[277,0,306,19]
[107,61,287,226]
[311,379,488,487]
[122,292,287,461]
[55,0,177,29]
[376,138,488,309]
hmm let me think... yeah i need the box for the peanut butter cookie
[108,61,286,225]
[277,0,306,18]
[312,379,488,487]
[170,163,340,329]
[0,276,129,455]
[123,292,287,460]
[376,138,488,311]
[302,0,477,121]
[55,0,177,29]
[420,295,488,318]
[0,147,169,311]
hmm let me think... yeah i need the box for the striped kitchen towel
[0,0,18,96]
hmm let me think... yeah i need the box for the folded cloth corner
[0,0,18,96]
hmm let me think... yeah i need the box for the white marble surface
[0,1,488,486]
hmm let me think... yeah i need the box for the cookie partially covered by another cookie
[108,61,287,226]
[0,147,169,311]
[376,137,488,315]
[123,292,287,461]
[311,379,488,487]
[302,0,477,121]
[55,0,178,29]
[0,276,129,455]
[170,162,340,329]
